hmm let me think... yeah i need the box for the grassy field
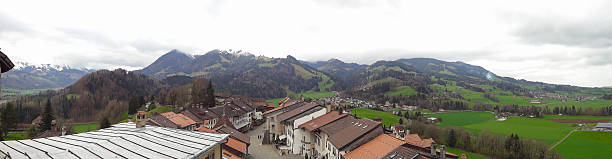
[73,123,100,133]
[426,112,575,145]
[446,147,490,159]
[555,131,612,159]
[2,133,26,140]
[351,108,401,127]
[297,91,334,99]
[544,115,612,119]
[385,86,417,96]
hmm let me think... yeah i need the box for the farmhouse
[594,123,612,131]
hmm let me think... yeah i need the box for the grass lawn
[2,133,26,140]
[555,131,612,159]
[73,123,100,133]
[445,147,490,159]
[427,112,575,145]
[351,108,401,127]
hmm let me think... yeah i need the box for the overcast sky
[1,0,611,87]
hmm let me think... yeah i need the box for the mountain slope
[1,62,94,89]
[137,49,335,98]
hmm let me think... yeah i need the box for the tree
[100,117,111,129]
[1,102,17,137]
[447,128,457,147]
[207,80,215,107]
[25,125,39,139]
[148,103,157,111]
[40,99,55,131]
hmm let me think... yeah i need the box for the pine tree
[40,99,55,131]
[207,80,215,107]
[100,117,111,129]
[25,125,39,139]
[1,102,17,137]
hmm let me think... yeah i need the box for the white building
[276,103,326,155]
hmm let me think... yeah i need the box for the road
[246,124,302,159]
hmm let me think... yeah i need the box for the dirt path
[548,128,578,151]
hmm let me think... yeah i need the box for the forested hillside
[136,49,335,98]
[9,69,167,123]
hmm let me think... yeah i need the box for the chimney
[135,111,147,128]
[440,145,446,159]
[325,102,331,113]
[430,142,437,158]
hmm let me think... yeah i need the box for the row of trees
[408,120,564,159]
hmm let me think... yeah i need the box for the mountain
[136,49,334,98]
[137,49,612,109]
[1,61,95,89]
[138,49,193,79]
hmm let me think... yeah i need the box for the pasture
[426,112,575,145]
[554,131,612,159]
[351,108,401,127]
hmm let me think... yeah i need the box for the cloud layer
[1,0,611,87]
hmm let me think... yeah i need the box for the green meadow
[426,112,575,145]
[351,108,401,127]
[555,131,612,159]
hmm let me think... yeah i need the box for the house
[148,112,180,129]
[160,112,198,130]
[391,125,406,139]
[184,107,220,129]
[263,101,305,143]
[197,125,251,159]
[318,115,383,159]
[403,134,458,159]
[595,123,612,131]
[276,103,327,155]
[0,122,228,159]
[298,111,348,158]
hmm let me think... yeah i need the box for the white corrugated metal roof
[0,122,229,159]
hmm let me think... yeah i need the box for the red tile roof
[343,134,405,159]
[225,137,247,154]
[196,126,217,133]
[299,111,347,131]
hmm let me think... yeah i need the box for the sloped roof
[384,145,428,159]
[0,50,14,73]
[149,113,179,128]
[276,103,320,122]
[0,122,229,159]
[343,134,405,159]
[197,126,217,133]
[225,137,247,154]
[217,126,250,145]
[182,109,204,123]
[166,113,197,128]
[213,117,236,130]
[299,111,347,131]
[325,116,383,151]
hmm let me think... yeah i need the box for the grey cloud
[0,13,33,35]
[510,3,612,49]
